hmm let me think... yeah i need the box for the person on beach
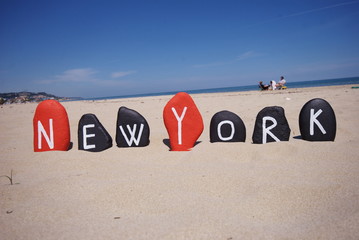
[259,81,269,90]
[276,76,286,89]
[270,80,277,90]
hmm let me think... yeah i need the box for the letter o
[217,120,235,141]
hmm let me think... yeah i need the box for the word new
[33,92,336,152]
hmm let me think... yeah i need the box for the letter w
[119,124,144,146]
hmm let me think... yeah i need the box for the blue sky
[1,0,359,98]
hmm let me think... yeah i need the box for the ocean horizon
[85,76,359,101]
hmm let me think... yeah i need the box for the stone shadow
[162,139,202,151]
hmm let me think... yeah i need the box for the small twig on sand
[1,170,14,185]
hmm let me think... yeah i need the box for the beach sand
[1,85,359,239]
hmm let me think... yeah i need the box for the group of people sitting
[259,76,287,90]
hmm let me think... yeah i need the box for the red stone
[163,92,204,151]
[33,100,71,152]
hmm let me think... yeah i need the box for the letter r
[262,116,280,144]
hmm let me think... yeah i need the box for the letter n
[33,100,71,152]
[37,119,54,150]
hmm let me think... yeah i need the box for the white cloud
[57,68,97,82]
[236,51,259,61]
[247,1,359,28]
[192,61,230,68]
[95,79,133,87]
[37,68,139,88]
[111,70,136,78]
[285,1,359,18]
[38,68,98,84]
[38,68,136,86]
[193,51,260,68]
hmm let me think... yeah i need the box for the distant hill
[0,91,80,104]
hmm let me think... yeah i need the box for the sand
[1,85,359,239]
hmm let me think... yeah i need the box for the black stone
[116,106,150,147]
[210,110,246,142]
[299,98,336,141]
[252,106,291,144]
[78,114,113,152]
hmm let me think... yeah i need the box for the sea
[86,76,359,101]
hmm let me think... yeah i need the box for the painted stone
[252,106,291,144]
[116,106,150,147]
[163,92,204,151]
[210,110,246,142]
[78,114,112,152]
[33,100,70,152]
[299,98,336,141]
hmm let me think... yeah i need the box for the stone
[252,106,291,144]
[78,114,112,152]
[163,92,204,151]
[210,110,246,142]
[299,98,336,141]
[116,106,150,147]
[33,100,71,152]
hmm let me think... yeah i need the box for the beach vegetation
[0,169,15,185]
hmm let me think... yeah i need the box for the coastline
[82,76,359,101]
[1,84,359,239]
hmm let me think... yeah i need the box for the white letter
[38,119,54,149]
[119,124,144,146]
[310,109,326,136]
[262,116,280,144]
[171,107,187,145]
[217,120,235,141]
[83,124,96,150]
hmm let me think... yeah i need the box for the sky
[1,0,359,98]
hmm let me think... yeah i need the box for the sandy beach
[1,85,359,239]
